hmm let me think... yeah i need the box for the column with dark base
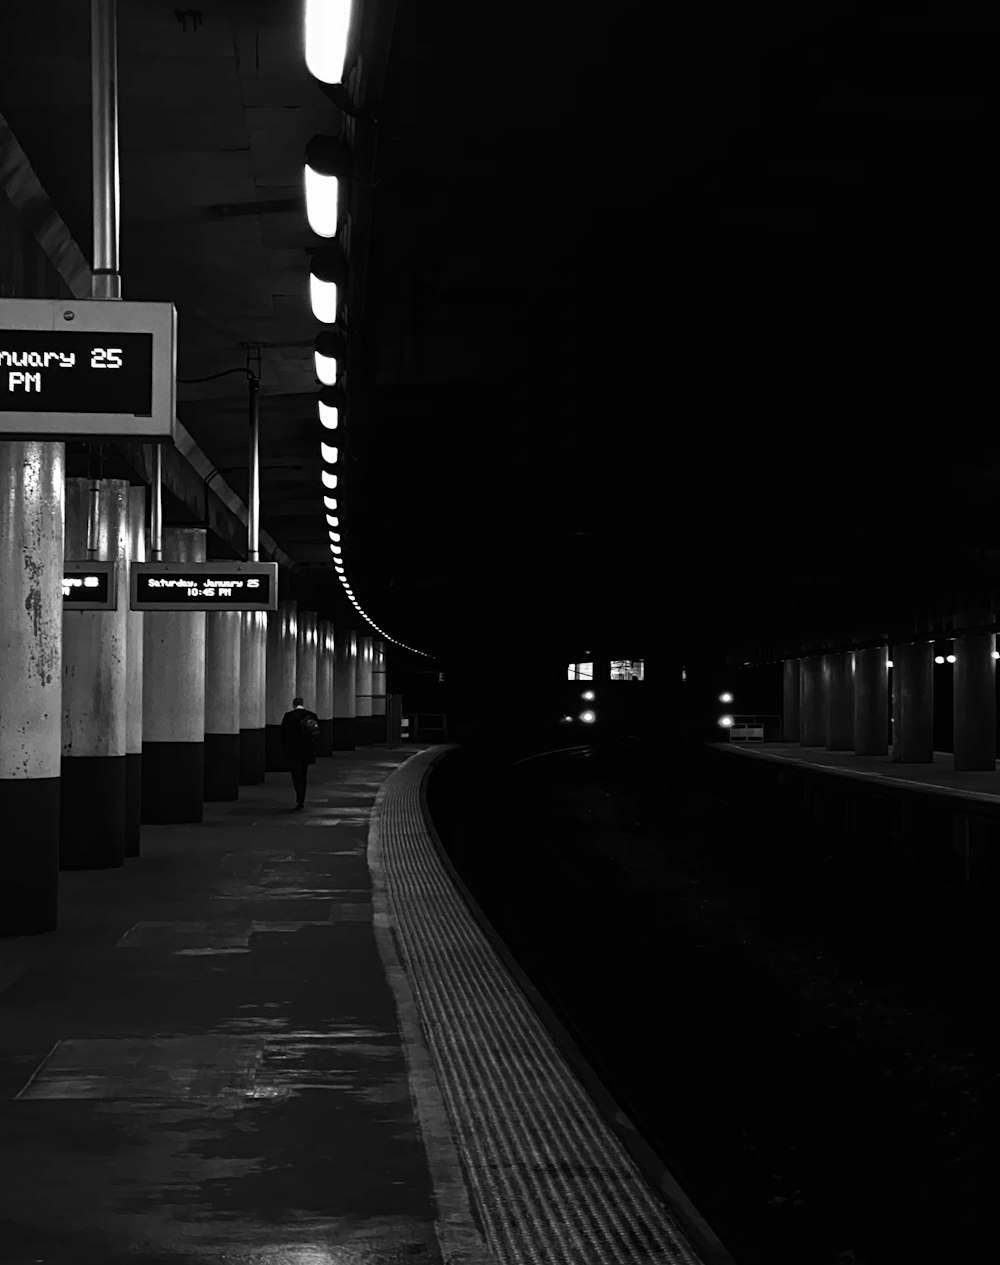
[799,655,825,747]
[204,609,241,800]
[891,640,933,763]
[854,646,888,756]
[332,628,357,749]
[355,634,374,744]
[141,528,207,822]
[124,485,146,854]
[0,440,64,935]
[61,477,128,870]
[372,638,386,743]
[296,610,318,715]
[316,620,334,755]
[823,650,854,752]
[265,600,297,771]
[239,609,266,784]
[782,657,800,742]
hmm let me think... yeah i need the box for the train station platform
[0,746,710,1265]
[709,740,1000,806]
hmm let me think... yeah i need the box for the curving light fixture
[304,166,339,238]
[319,385,343,429]
[310,275,338,324]
[321,470,338,489]
[323,496,338,511]
[315,352,338,385]
[304,135,349,239]
[325,514,339,527]
[304,0,354,87]
[320,442,338,464]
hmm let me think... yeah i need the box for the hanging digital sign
[0,298,176,441]
[63,561,117,611]
[130,562,278,611]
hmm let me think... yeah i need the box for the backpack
[299,713,322,752]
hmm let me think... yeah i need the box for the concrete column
[854,645,888,756]
[798,655,825,746]
[356,634,374,716]
[124,486,146,855]
[954,621,996,772]
[0,441,64,935]
[142,528,206,821]
[891,640,933,763]
[782,658,800,742]
[296,609,319,713]
[356,634,375,744]
[265,600,298,771]
[61,478,128,869]
[315,620,335,755]
[823,650,854,752]
[372,638,387,717]
[238,609,266,784]
[332,628,357,749]
[204,610,241,800]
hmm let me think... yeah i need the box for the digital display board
[0,298,176,441]
[131,562,278,611]
[63,561,117,610]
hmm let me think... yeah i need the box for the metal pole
[86,479,101,557]
[91,0,121,300]
[150,444,162,560]
[248,374,260,561]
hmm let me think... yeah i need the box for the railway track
[428,739,987,1264]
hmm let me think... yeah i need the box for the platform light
[331,544,342,555]
[309,274,338,324]
[946,654,956,663]
[304,0,354,86]
[328,531,341,542]
[323,495,338,511]
[993,651,1000,660]
[304,166,339,239]
[321,470,338,489]
[719,715,734,727]
[320,442,339,464]
[325,514,339,527]
[334,565,344,573]
[719,691,733,703]
[315,351,338,385]
[935,655,945,665]
[582,690,595,700]
[579,710,596,723]
[887,659,893,668]
[319,402,339,429]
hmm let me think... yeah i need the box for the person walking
[280,696,320,810]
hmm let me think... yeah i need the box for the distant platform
[708,741,1000,808]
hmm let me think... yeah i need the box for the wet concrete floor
[0,749,443,1265]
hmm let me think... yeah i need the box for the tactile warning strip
[372,748,706,1265]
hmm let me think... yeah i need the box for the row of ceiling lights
[303,2,430,659]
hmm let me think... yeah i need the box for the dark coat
[280,708,319,765]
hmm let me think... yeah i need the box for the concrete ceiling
[2,3,999,666]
